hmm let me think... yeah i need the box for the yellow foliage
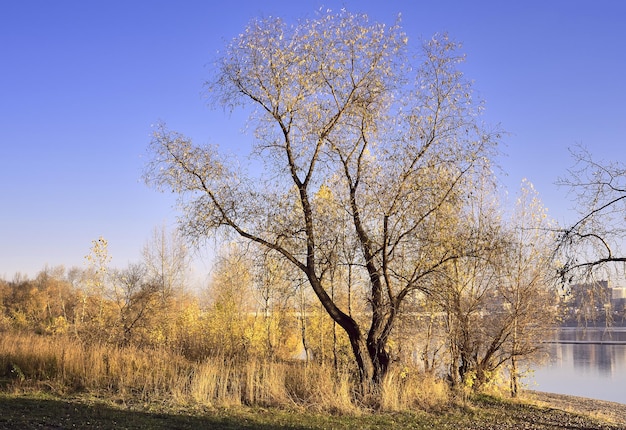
[45,316,69,335]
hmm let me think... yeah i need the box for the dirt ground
[522,391,626,427]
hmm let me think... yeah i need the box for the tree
[142,225,189,302]
[33,266,78,335]
[252,249,299,360]
[206,243,255,358]
[79,237,112,338]
[497,181,559,396]
[109,263,159,346]
[144,10,498,392]
[557,146,626,278]
[0,267,79,335]
[556,147,626,326]
[431,179,505,391]
[435,181,558,394]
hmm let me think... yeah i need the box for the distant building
[612,287,626,300]
[571,280,610,309]
[612,287,626,312]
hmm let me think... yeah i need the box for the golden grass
[380,367,451,412]
[0,332,450,413]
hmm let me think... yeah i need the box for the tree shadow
[0,395,309,430]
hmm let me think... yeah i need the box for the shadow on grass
[1,393,621,430]
[0,395,309,430]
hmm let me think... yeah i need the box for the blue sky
[1,0,625,279]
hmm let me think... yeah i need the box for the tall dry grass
[0,332,450,412]
[380,367,451,411]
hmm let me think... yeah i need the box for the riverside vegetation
[0,265,623,428]
[1,333,625,429]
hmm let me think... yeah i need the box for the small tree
[253,250,299,360]
[206,243,256,358]
[109,263,159,346]
[142,225,189,302]
[433,181,558,394]
[33,266,78,335]
[434,188,504,390]
[499,180,559,396]
[79,237,112,341]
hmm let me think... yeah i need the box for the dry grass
[1,334,622,429]
[0,332,452,413]
[0,333,190,400]
[380,367,451,412]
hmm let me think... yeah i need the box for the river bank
[522,390,626,428]
[0,390,624,429]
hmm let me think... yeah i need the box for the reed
[0,332,450,412]
[380,367,451,411]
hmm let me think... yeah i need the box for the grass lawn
[0,392,622,430]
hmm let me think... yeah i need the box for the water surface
[526,328,626,404]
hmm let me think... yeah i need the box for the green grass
[0,392,621,430]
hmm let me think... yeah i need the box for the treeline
[0,234,354,365]
[1,186,561,398]
[0,264,205,355]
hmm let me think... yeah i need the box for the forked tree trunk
[305,270,389,393]
[368,339,390,384]
[347,334,376,393]
[344,325,391,397]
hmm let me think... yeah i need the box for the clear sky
[1,0,625,279]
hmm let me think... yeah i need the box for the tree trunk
[367,339,390,384]
[304,270,388,392]
[510,356,518,397]
[346,332,376,395]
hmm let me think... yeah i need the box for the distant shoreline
[559,321,626,328]
[542,339,626,345]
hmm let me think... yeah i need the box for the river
[525,327,626,404]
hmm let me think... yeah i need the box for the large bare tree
[144,10,498,391]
